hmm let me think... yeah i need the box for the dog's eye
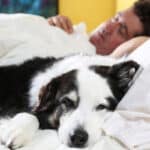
[96,97,118,111]
[61,97,75,108]
[95,104,107,110]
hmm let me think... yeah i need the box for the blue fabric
[0,0,57,17]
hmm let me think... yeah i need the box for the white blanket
[0,13,95,66]
[0,13,150,150]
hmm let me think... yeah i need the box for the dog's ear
[90,60,140,100]
[34,78,60,112]
[35,70,76,112]
[108,60,140,99]
[90,65,111,77]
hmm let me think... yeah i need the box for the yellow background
[116,0,137,11]
[59,0,137,32]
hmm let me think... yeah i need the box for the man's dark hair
[134,0,150,36]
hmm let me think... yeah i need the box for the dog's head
[34,57,139,148]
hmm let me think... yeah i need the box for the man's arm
[47,15,74,34]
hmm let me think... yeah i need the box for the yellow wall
[59,0,116,32]
[116,0,137,12]
[59,0,137,32]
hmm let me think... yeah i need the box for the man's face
[89,8,144,55]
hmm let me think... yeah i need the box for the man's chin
[96,48,113,55]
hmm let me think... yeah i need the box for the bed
[0,13,150,150]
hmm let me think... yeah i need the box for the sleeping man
[0,0,150,66]
[47,0,150,58]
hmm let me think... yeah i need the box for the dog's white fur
[58,68,113,146]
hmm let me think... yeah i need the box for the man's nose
[70,127,88,148]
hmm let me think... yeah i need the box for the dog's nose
[70,128,88,148]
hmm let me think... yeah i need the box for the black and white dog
[0,55,139,149]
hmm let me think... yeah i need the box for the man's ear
[108,60,140,100]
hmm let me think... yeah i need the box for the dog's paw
[0,113,39,149]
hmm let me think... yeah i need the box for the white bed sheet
[0,13,150,150]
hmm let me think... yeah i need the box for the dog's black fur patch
[35,70,78,129]
[0,57,79,129]
[0,57,56,116]
[90,60,139,110]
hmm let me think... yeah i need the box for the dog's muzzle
[69,127,88,148]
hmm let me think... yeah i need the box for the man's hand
[47,15,74,34]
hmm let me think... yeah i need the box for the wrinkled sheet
[0,13,150,150]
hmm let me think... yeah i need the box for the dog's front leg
[0,113,39,149]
